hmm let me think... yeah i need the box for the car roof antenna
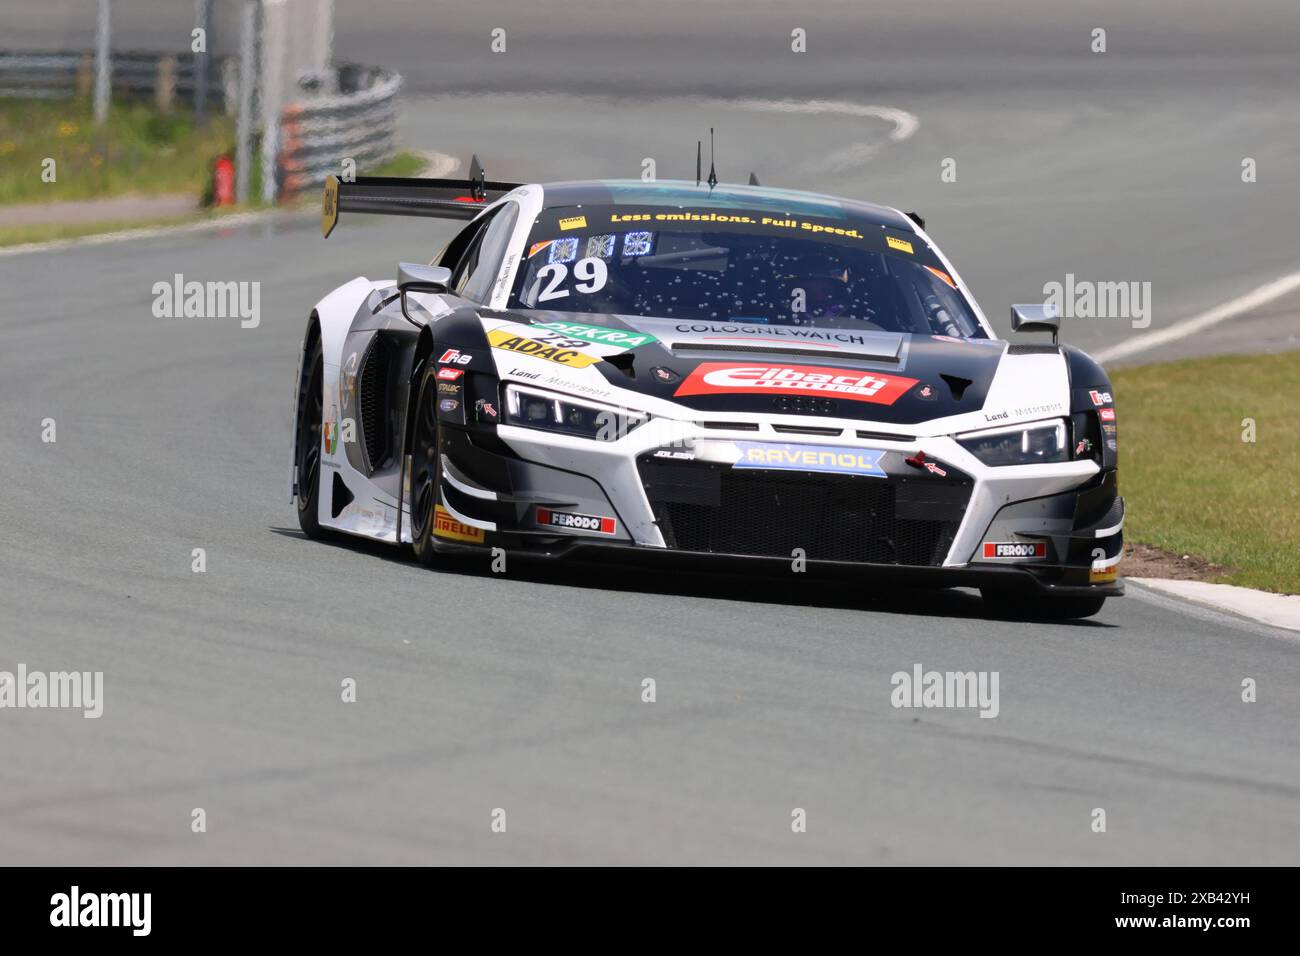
[707,127,718,191]
[695,140,701,187]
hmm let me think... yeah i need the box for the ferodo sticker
[487,329,602,368]
[536,507,617,535]
[674,362,918,405]
[983,541,1047,559]
[434,505,485,543]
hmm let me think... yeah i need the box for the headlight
[957,418,1068,466]
[503,384,648,441]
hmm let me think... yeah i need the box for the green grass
[0,96,427,207]
[0,97,237,204]
[370,151,428,178]
[1110,351,1300,594]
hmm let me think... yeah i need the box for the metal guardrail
[276,65,401,200]
[0,51,235,110]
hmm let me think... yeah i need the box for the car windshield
[508,205,986,338]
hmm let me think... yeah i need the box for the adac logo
[486,329,602,368]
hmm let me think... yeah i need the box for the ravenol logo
[733,443,886,477]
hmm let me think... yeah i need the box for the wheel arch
[289,311,323,503]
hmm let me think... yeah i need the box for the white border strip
[1094,271,1300,364]
[0,209,298,259]
[1127,578,1300,641]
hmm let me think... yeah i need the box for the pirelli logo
[434,505,485,543]
[983,541,1047,559]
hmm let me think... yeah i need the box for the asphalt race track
[1,1,1298,864]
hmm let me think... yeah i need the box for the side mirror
[397,263,452,322]
[1010,303,1060,344]
[398,262,452,291]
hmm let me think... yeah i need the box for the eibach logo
[1099,407,1116,421]
[674,363,918,405]
[983,541,1047,559]
[437,368,464,381]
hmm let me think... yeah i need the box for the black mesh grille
[640,457,969,566]
[358,338,390,470]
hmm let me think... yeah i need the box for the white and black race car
[291,160,1123,618]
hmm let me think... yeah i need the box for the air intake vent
[358,337,392,472]
[856,429,915,443]
[772,424,844,436]
[331,472,354,518]
[699,421,761,431]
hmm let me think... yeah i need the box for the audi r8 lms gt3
[291,162,1124,619]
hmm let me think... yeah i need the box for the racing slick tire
[295,332,324,539]
[980,588,1107,621]
[408,362,443,567]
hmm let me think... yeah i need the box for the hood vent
[671,341,901,362]
[602,351,636,378]
[940,374,972,401]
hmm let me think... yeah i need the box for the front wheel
[408,363,442,567]
[980,588,1107,621]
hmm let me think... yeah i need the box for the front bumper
[432,414,1125,596]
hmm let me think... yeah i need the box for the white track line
[1126,580,1300,644]
[0,98,914,259]
[418,150,461,179]
[0,153,457,260]
[1094,271,1300,364]
[698,96,920,173]
[0,210,297,259]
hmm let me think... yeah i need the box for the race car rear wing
[322,155,522,237]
